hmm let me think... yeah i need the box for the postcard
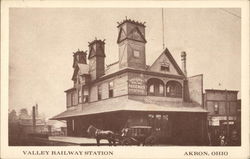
[1,0,249,159]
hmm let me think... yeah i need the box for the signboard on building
[128,77,146,95]
[209,116,237,126]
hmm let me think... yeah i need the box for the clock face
[133,50,140,58]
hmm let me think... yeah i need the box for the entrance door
[161,114,171,138]
[148,113,172,144]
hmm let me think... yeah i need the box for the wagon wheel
[121,137,140,146]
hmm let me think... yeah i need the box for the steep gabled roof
[71,66,79,81]
[149,48,185,77]
[71,64,89,81]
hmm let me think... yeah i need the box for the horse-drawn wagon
[86,125,159,146]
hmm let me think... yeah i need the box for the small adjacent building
[52,19,208,145]
[204,89,239,145]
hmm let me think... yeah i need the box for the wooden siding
[89,73,128,102]
[127,40,146,69]
[119,42,128,68]
[114,74,128,96]
[89,85,98,102]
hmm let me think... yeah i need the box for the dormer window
[160,59,170,72]
[161,65,169,71]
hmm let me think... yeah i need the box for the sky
[9,8,241,118]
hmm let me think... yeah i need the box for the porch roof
[51,95,207,120]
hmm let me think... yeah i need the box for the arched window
[149,85,154,94]
[166,81,182,98]
[147,78,164,96]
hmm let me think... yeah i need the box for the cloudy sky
[9,8,241,118]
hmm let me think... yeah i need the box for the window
[214,103,219,114]
[147,78,164,96]
[149,85,154,94]
[109,81,114,98]
[72,91,78,105]
[159,84,164,96]
[166,81,182,98]
[161,65,170,71]
[82,86,89,103]
[78,89,82,104]
[133,50,140,58]
[66,92,72,107]
[166,86,170,93]
[72,119,75,131]
[160,60,170,72]
[98,86,102,101]
[162,114,168,120]
[155,114,162,130]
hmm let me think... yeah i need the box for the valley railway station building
[52,19,208,145]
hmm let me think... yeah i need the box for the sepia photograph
[1,0,249,159]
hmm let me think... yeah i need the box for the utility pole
[162,8,165,49]
[225,89,230,143]
[32,106,36,133]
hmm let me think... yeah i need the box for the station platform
[49,136,109,145]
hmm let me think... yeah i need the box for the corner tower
[117,19,147,70]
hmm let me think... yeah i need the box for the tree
[9,109,17,122]
[19,108,29,119]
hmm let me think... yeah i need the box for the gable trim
[149,48,185,76]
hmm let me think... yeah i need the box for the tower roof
[88,39,106,59]
[88,39,105,46]
[73,50,87,56]
[117,18,146,28]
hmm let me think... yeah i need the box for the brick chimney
[181,51,187,77]
[32,106,36,133]
[88,39,106,80]
[35,103,38,117]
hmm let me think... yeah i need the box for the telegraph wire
[219,8,241,19]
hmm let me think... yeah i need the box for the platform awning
[51,95,207,120]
